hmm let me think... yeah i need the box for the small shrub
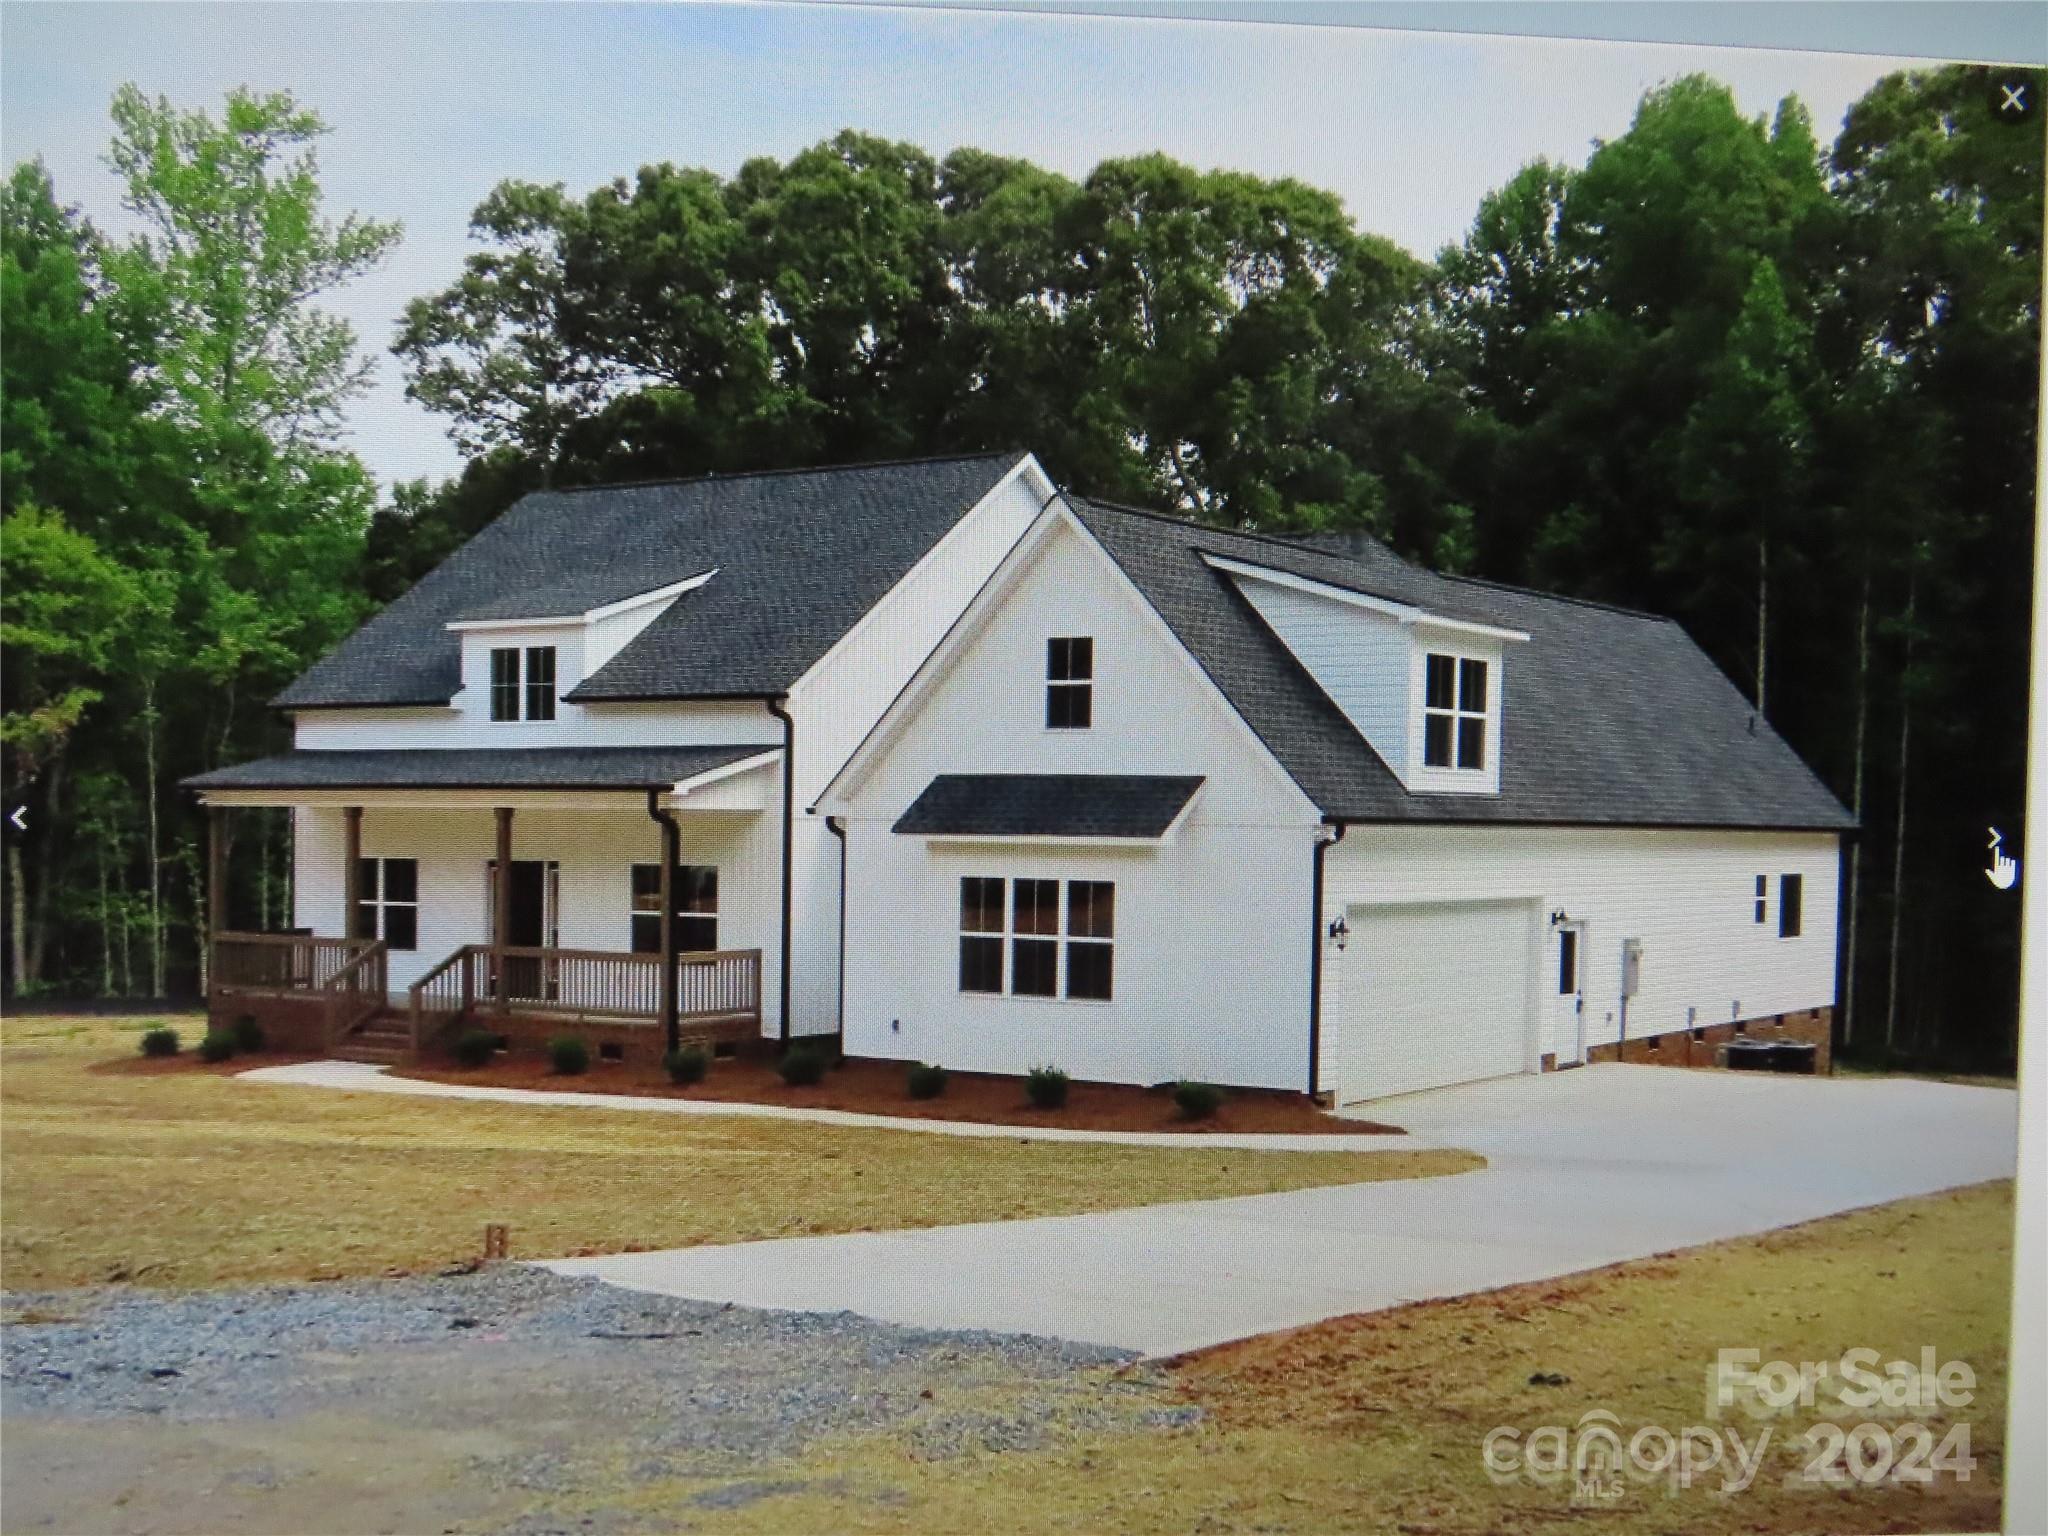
[139,1027,181,1059]
[1172,1081,1225,1121]
[547,1034,590,1076]
[453,1028,499,1069]
[664,1045,710,1086]
[1026,1065,1070,1110]
[230,1015,266,1054]
[197,1031,236,1064]
[906,1062,948,1100]
[778,1043,828,1086]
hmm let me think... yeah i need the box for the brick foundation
[208,991,330,1053]
[1581,1007,1832,1073]
[422,1011,771,1067]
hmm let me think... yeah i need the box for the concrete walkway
[541,1066,2017,1356]
[235,1059,1411,1152]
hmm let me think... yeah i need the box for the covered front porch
[188,745,785,1062]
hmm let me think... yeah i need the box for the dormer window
[1046,637,1093,729]
[490,645,557,722]
[1423,653,1487,770]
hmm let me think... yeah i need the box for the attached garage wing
[1333,899,1537,1103]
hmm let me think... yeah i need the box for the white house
[814,494,1851,1102]
[190,452,1851,1101]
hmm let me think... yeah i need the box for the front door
[1552,921,1587,1065]
[487,859,558,1001]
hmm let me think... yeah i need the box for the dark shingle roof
[183,745,771,793]
[894,774,1206,838]
[1068,499,1854,832]
[273,453,1028,708]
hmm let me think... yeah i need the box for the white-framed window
[1423,652,1487,769]
[629,864,718,953]
[353,857,418,951]
[489,645,557,722]
[957,876,1115,1001]
[1046,636,1093,729]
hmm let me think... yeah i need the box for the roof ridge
[1070,494,1675,624]
[551,448,1026,496]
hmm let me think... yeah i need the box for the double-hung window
[629,864,719,953]
[489,645,557,721]
[1423,653,1488,770]
[1046,637,1093,729]
[353,857,418,951]
[957,877,1115,1001]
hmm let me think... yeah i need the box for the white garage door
[1335,900,1534,1103]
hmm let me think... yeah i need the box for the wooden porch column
[342,806,363,938]
[206,805,227,1000]
[493,806,514,1015]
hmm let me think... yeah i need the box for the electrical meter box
[1620,938,1643,999]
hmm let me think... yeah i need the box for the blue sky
[3,2,1918,489]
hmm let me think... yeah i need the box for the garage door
[1334,900,1534,1103]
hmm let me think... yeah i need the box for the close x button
[1991,77,2038,124]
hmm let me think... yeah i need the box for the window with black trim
[1778,874,1803,938]
[490,647,520,721]
[1046,637,1093,729]
[959,877,1005,993]
[1066,880,1115,1000]
[1557,926,1577,995]
[1423,653,1487,769]
[1753,874,1768,924]
[957,877,1116,1001]
[629,864,719,953]
[1012,878,1059,996]
[524,645,557,720]
[488,645,557,721]
[353,857,418,951]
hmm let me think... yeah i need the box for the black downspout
[1308,821,1345,1100]
[645,788,682,1056]
[825,814,848,1058]
[766,696,796,1045]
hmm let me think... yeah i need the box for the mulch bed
[397,1052,1398,1135]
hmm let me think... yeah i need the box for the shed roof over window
[893,774,1204,840]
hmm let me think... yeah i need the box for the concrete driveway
[546,1065,2017,1357]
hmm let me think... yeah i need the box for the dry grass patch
[625,1183,2012,1536]
[0,1014,1477,1290]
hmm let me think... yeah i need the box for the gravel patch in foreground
[4,1267,1180,1533]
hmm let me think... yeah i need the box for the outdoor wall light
[1549,908,1569,926]
[1327,914,1350,951]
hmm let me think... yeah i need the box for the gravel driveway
[3,1268,1186,1535]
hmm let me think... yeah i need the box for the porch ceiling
[184,744,778,808]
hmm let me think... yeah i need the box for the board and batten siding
[778,463,1044,1036]
[1317,825,1842,1092]
[293,803,783,1025]
[836,516,1322,1089]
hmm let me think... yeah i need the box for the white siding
[780,462,1043,1036]
[1233,578,1411,777]
[293,802,783,1030]
[838,518,1321,1089]
[1318,825,1841,1094]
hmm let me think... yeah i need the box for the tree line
[4,66,2040,1068]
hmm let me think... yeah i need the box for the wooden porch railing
[408,945,763,1047]
[321,941,389,1049]
[211,931,380,997]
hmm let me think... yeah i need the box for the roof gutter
[1308,820,1346,1101]
[766,696,796,1045]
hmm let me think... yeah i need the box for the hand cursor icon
[1987,827,2019,891]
